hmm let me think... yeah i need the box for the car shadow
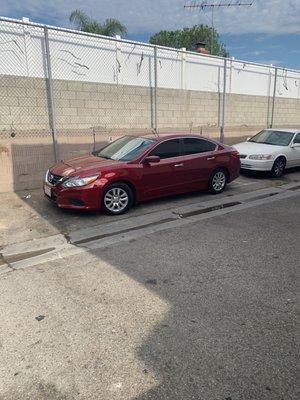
[240,166,300,180]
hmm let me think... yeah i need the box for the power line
[184,1,254,53]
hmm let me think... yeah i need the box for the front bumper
[240,158,273,171]
[44,181,103,210]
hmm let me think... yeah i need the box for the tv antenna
[184,1,254,54]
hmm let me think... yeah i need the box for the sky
[0,0,299,69]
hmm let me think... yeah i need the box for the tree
[69,10,127,37]
[149,25,228,57]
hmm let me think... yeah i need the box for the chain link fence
[0,16,300,190]
[0,20,51,137]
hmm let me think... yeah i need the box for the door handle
[207,157,215,160]
[174,163,184,167]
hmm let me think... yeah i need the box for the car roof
[141,132,219,143]
[265,128,300,134]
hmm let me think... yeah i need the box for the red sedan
[44,134,240,214]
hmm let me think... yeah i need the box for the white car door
[288,133,300,167]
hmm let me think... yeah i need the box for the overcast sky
[1,0,300,68]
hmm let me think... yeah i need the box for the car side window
[293,133,300,144]
[148,139,181,159]
[183,138,216,155]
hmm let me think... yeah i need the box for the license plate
[44,185,52,197]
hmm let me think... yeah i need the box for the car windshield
[96,136,154,161]
[249,130,294,146]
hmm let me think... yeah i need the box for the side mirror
[291,142,300,148]
[246,137,251,141]
[143,155,160,164]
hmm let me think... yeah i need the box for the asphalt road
[0,187,299,399]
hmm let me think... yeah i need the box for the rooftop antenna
[184,1,254,54]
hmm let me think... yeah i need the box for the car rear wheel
[102,183,133,215]
[271,157,286,178]
[209,169,227,194]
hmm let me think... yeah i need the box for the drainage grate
[179,201,242,218]
[287,185,300,191]
[73,218,176,245]
[75,202,246,244]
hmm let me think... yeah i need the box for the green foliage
[69,10,127,37]
[149,25,229,57]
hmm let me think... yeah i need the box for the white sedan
[233,128,300,177]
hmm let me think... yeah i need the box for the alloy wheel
[104,187,129,213]
[212,171,226,192]
[273,159,285,177]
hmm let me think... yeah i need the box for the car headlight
[62,175,99,188]
[248,154,272,160]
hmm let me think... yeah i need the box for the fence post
[22,17,30,76]
[153,46,158,133]
[266,65,272,127]
[115,35,121,84]
[181,47,186,90]
[270,67,278,128]
[220,58,227,143]
[44,26,58,162]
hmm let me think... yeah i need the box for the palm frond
[102,18,127,37]
[69,10,90,31]
[69,10,127,37]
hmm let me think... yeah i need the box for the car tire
[208,168,228,194]
[271,157,286,178]
[102,182,133,215]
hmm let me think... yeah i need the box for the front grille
[70,198,85,206]
[241,163,253,168]
[48,172,63,186]
[239,154,247,159]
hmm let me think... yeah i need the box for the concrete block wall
[226,94,270,127]
[157,89,220,129]
[1,75,300,135]
[271,97,300,126]
[0,75,51,133]
[226,94,300,127]
[52,80,154,131]
[1,74,300,192]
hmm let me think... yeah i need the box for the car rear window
[183,138,216,155]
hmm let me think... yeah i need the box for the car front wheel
[271,157,286,178]
[102,183,133,215]
[209,169,227,194]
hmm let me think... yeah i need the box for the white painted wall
[0,19,299,99]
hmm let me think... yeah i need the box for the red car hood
[50,154,119,176]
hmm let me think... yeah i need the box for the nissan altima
[234,128,300,177]
[44,133,240,214]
